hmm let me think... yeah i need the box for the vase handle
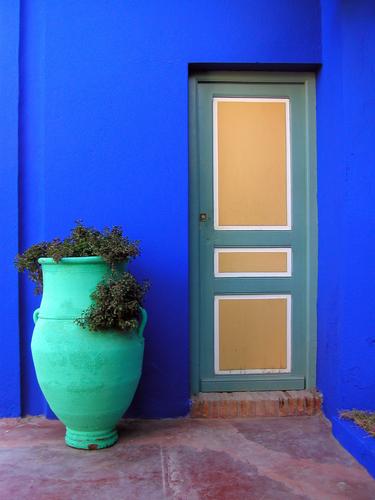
[137,307,148,337]
[33,308,40,324]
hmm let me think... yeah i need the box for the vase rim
[38,256,106,265]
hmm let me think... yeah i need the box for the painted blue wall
[0,1,21,417]
[5,0,321,418]
[317,0,375,417]
[317,0,375,474]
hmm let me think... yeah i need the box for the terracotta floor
[0,416,374,499]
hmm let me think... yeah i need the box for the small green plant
[15,221,148,332]
[340,409,375,437]
[15,221,140,294]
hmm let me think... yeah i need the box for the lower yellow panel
[218,297,287,371]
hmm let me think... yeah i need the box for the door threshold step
[190,390,322,418]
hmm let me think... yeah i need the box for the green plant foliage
[14,242,50,294]
[15,221,140,294]
[15,221,149,333]
[75,273,149,332]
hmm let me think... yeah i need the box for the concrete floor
[0,416,374,499]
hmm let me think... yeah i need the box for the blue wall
[317,0,375,417]
[316,0,375,473]
[1,0,322,418]
[7,0,375,422]
[0,1,21,417]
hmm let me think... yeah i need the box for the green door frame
[189,71,317,394]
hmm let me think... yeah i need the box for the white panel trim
[213,97,292,231]
[214,247,292,277]
[214,294,292,375]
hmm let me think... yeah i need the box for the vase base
[65,427,118,450]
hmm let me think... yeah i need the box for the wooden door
[189,72,317,392]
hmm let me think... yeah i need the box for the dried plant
[15,220,139,293]
[75,273,149,332]
[340,410,375,437]
[15,221,148,332]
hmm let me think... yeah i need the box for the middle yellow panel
[215,248,292,277]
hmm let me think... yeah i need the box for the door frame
[189,71,317,394]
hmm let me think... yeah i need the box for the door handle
[199,213,208,222]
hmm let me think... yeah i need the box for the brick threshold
[190,390,322,418]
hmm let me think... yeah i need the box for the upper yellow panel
[215,99,289,228]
